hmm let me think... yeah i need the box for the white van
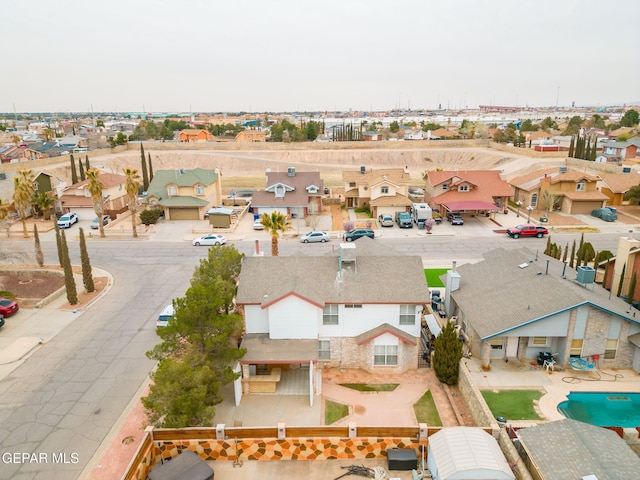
[157,304,174,328]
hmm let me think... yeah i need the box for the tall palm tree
[260,211,291,256]
[0,198,11,237]
[12,169,35,238]
[85,168,105,237]
[123,167,142,238]
[32,191,55,220]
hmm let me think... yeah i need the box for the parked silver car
[378,214,394,227]
[300,231,329,243]
[192,234,227,246]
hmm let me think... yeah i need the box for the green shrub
[140,209,162,225]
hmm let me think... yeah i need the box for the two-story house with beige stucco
[342,167,413,217]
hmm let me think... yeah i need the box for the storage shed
[206,207,233,228]
[427,427,514,480]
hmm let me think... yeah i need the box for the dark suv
[343,228,375,241]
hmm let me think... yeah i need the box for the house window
[576,181,585,191]
[323,304,339,325]
[529,337,548,347]
[374,345,398,366]
[399,305,415,325]
[168,186,177,196]
[318,340,330,360]
[345,304,362,309]
[458,185,469,192]
[489,338,503,351]
[604,339,618,359]
[349,182,356,188]
[195,185,204,195]
[570,339,583,357]
[442,184,448,190]
[381,186,389,194]
[275,185,285,198]
[531,193,538,208]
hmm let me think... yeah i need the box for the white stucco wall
[244,305,269,334]
[318,304,420,338]
[268,295,319,339]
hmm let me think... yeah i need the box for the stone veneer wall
[457,359,495,426]
[328,336,418,373]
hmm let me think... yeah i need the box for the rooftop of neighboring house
[509,167,599,191]
[598,172,640,193]
[147,168,219,199]
[67,172,127,190]
[236,238,429,307]
[342,167,412,186]
[252,171,323,207]
[451,248,640,340]
[425,170,513,201]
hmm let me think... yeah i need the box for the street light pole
[527,206,533,223]
[516,201,522,217]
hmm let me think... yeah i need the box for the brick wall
[327,336,419,373]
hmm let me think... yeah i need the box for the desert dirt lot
[35,143,568,193]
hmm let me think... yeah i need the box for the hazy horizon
[1,0,638,113]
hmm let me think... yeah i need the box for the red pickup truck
[506,224,549,238]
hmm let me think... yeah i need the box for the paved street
[0,212,635,479]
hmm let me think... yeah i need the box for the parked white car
[57,212,78,229]
[300,231,329,243]
[192,234,227,246]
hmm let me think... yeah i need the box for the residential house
[550,135,572,150]
[342,167,412,217]
[58,172,129,219]
[362,131,382,141]
[251,168,323,219]
[178,129,213,142]
[146,168,222,220]
[600,139,639,163]
[446,248,640,372]
[235,129,266,142]
[235,239,431,398]
[607,126,637,140]
[423,170,512,217]
[430,127,458,139]
[509,167,608,214]
[517,419,640,480]
[598,172,640,206]
[602,233,640,308]
[0,145,43,163]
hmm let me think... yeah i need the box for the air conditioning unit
[576,266,596,284]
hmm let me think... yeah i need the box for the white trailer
[411,203,433,226]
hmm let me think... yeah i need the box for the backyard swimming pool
[557,392,640,428]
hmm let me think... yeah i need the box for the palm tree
[85,168,105,238]
[12,169,35,238]
[260,211,291,256]
[123,167,142,238]
[0,198,11,237]
[32,191,55,220]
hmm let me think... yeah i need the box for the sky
[1,0,639,113]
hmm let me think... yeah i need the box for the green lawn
[339,383,399,392]
[481,390,543,420]
[413,391,442,426]
[424,268,449,288]
[325,400,349,424]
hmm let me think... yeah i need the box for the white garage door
[75,208,97,221]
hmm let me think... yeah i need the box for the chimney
[254,240,263,257]
[444,261,461,317]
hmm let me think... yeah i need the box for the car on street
[57,212,78,228]
[253,219,265,230]
[192,234,226,246]
[447,213,464,225]
[378,214,394,227]
[0,297,19,318]
[506,224,549,238]
[91,215,111,229]
[300,231,329,243]
[157,304,174,328]
[343,228,375,241]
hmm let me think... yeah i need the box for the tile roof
[236,238,429,306]
[560,190,609,201]
[69,172,126,189]
[369,193,413,207]
[451,248,640,339]
[517,419,640,480]
[599,172,640,193]
[510,168,599,191]
[426,170,512,206]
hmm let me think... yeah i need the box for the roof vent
[559,166,567,174]
[518,263,529,269]
[287,167,295,177]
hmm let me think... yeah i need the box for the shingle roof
[517,419,640,480]
[236,238,429,306]
[369,193,413,207]
[342,168,412,185]
[452,248,640,339]
[252,171,323,208]
[69,173,126,189]
[426,170,513,197]
[147,168,218,200]
[158,196,208,207]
